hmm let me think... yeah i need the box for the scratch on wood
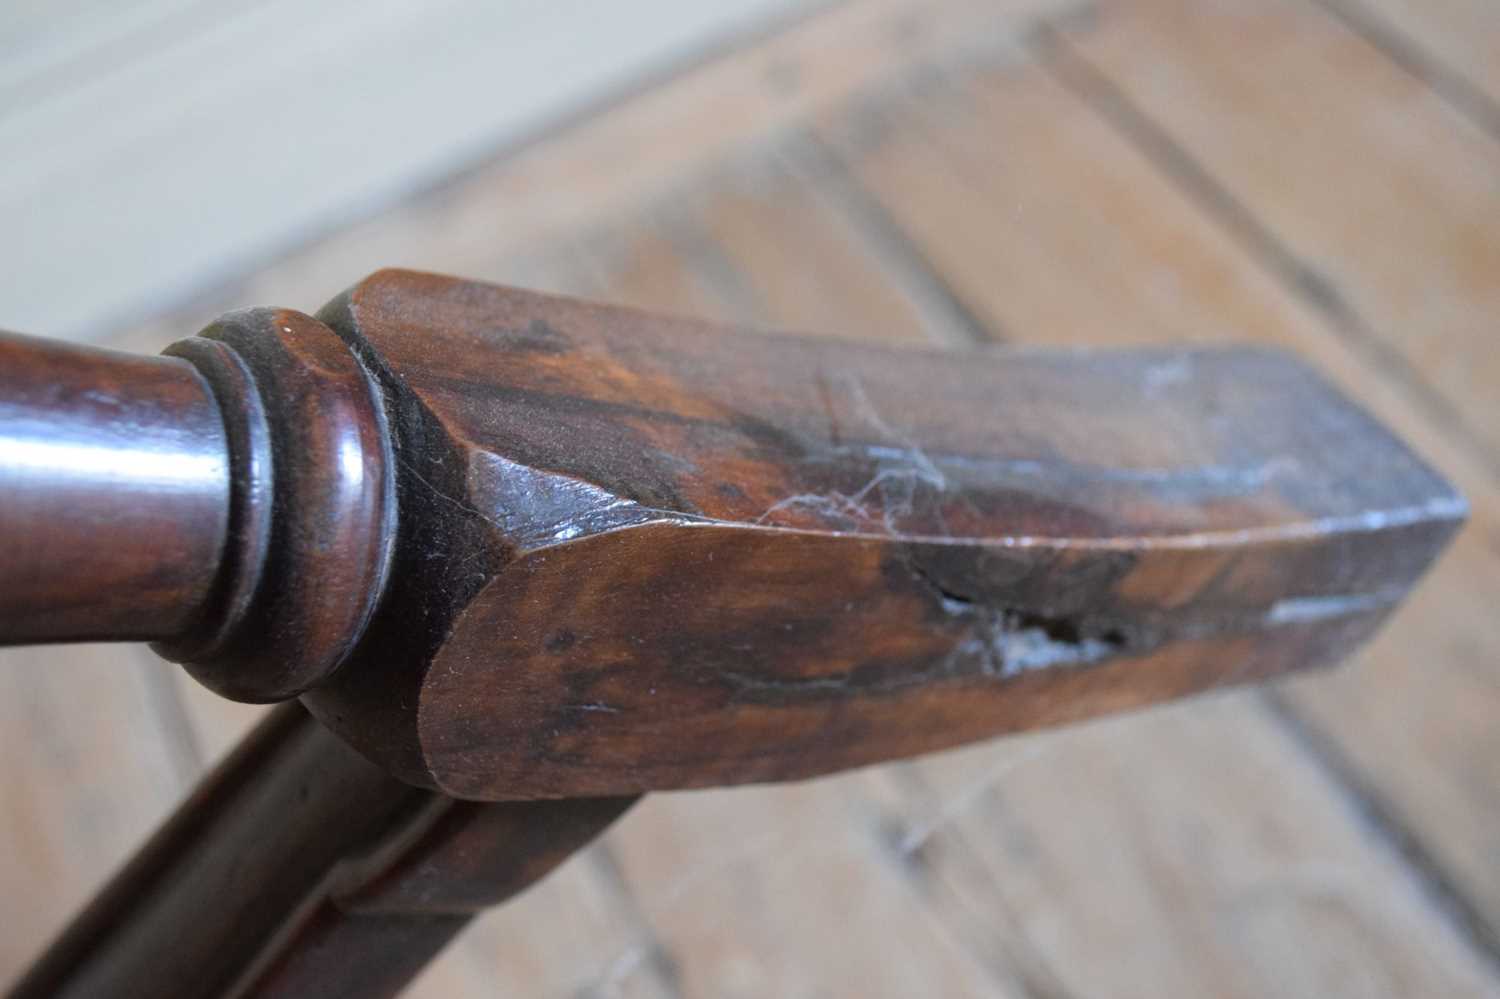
[756,371,950,534]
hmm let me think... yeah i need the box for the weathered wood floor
[2,0,1497,995]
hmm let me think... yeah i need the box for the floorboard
[825,29,1500,966]
[1062,0,1500,461]
[1315,0,1500,127]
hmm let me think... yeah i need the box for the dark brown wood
[11,702,633,999]
[0,313,395,703]
[9,704,424,998]
[158,309,398,702]
[0,267,1468,997]
[0,330,230,643]
[298,270,1466,800]
[239,792,636,998]
[0,268,1467,796]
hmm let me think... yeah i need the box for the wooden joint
[157,309,398,702]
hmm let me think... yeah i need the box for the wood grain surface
[3,0,1498,995]
[283,270,1457,804]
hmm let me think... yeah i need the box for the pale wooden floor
[3,0,1499,995]
[0,0,814,338]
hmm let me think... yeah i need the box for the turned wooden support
[0,314,395,702]
[158,311,396,701]
[10,702,634,999]
[0,269,1466,798]
[0,333,230,643]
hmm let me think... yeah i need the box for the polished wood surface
[9,705,423,998]
[301,270,1462,800]
[240,792,636,998]
[12,703,633,999]
[0,332,229,644]
[0,311,397,703]
[159,309,397,703]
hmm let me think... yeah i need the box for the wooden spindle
[0,332,230,643]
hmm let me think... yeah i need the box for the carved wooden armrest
[0,270,1464,997]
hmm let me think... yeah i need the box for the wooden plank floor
[2,0,1497,995]
[0,0,817,339]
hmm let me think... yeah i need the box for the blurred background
[2,0,1498,996]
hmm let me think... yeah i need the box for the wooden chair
[0,269,1464,997]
